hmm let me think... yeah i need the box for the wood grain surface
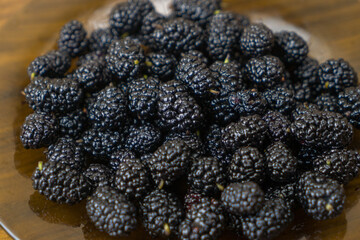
[0,0,360,239]
[0,228,10,240]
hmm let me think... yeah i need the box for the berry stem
[164,223,171,236]
[216,183,225,191]
[158,179,165,190]
[38,161,43,171]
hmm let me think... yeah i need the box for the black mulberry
[296,172,345,220]
[318,58,358,93]
[32,161,91,204]
[20,112,58,149]
[57,20,88,57]
[147,139,190,187]
[114,158,151,199]
[221,182,264,215]
[291,110,353,149]
[265,141,297,183]
[86,186,137,236]
[141,189,183,238]
[188,157,226,196]
[240,23,274,57]
[24,77,83,114]
[222,115,268,151]
[274,31,309,64]
[228,147,265,184]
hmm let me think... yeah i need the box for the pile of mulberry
[21,1,360,239]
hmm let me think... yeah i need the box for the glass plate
[0,0,360,239]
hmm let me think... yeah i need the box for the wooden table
[0,229,10,240]
[0,0,360,239]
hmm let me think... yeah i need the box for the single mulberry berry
[157,80,203,133]
[245,55,285,89]
[241,198,293,240]
[27,50,71,79]
[222,115,268,151]
[141,189,183,238]
[293,57,319,82]
[45,137,84,169]
[188,157,226,196]
[274,31,309,64]
[109,2,142,36]
[147,139,190,187]
[145,53,176,80]
[86,186,137,236]
[114,158,151,199]
[57,20,88,57]
[262,110,291,142]
[128,76,159,120]
[125,123,162,155]
[88,85,127,129]
[207,12,239,60]
[313,149,359,184]
[82,128,123,157]
[296,171,345,220]
[240,23,274,57]
[228,147,265,184]
[265,142,298,183]
[210,60,244,95]
[179,197,225,240]
[173,0,221,26]
[318,58,358,93]
[105,38,145,81]
[150,18,204,55]
[176,54,217,99]
[24,77,83,114]
[292,56,320,96]
[291,110,353,149]
[20,112,58,149]
[32,161,91,204]
[221,182,264,215]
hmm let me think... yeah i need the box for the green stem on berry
[158,179,165,190]
[326,203,334,211]
[164,223,171,236]
[216,183,224,191]
[209,89,220,95]
[38,161,43,171]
